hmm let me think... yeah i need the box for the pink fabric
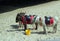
[21,16,34,24]
[50,18,54,24]
[26,16,34,24]
[30,16,34,21]
[21,16,26,24]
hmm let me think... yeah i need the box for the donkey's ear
[33,15,35,16]
[45,16,47,18]
[17,13,20,16]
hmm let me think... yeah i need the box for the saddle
[45,16,54,25]
[21,15,34,24]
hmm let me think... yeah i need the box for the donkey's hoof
[35,29,37,30]
[53,31,57,33]
[32,28,37,30]
[35,28,37,30]
[24,29,26,31]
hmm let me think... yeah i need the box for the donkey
[16,12,40,31]
[36,16,59,34]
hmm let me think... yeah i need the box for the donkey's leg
[19,21,22,27]
[23,18,27,31]
[23,24,27,31]
[31,24,35,30]
[53,24,57,33]
[43,25,48,34]
[35,23,38,30]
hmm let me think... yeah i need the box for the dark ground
[0,0,54,13]
[0,0,53,6]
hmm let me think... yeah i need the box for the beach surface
[0,1,60,41]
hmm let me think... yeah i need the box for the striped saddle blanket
[21,15,36,24]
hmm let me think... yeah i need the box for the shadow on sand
[7,24,54,35]
[6,25,24,32]
[10,24,35,31]
[10,25,19,29]
[7,29,24,32]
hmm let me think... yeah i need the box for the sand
[0,1,60,41]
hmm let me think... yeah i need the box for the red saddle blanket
[50,18,54,24]
[45,17,54,25]
[21,15,34,24]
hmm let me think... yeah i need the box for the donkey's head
[16,12,25,22]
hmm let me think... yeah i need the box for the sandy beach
[0,1,60,41]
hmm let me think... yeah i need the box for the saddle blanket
[21,15,35,24]
[45,16,54,25]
